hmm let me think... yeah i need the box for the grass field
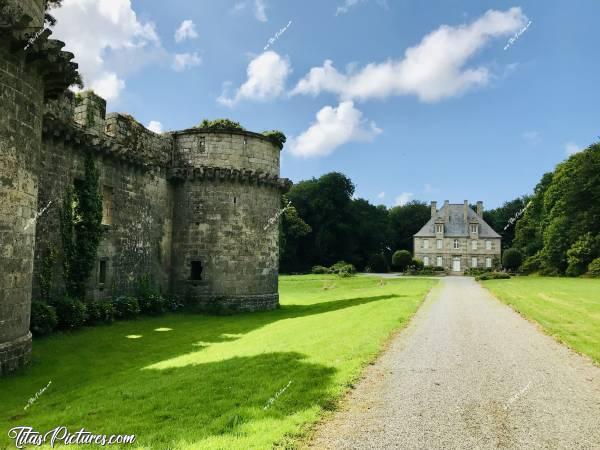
[0,275,435,449]
[482,277,600,364]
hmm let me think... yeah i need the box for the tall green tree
[388,201,430,252]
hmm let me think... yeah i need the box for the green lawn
[0,275,435,449]
[482,277,600,364]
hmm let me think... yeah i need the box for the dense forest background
[279,142,600,275]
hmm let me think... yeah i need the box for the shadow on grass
[0,292,400,445]
[1,352,335,449]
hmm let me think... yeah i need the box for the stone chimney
[430,201,437,218]
[444,200,449,221]
[477,201,483,217]
[73,90,106,135]
[463,200,468,223]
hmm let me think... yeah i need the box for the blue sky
[51,0,600,209]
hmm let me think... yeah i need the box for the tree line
[279,141,600,276]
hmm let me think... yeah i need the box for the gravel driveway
[308,276,600,449]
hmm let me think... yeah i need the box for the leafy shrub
[566,233,599,277]
[391,250,412,271]
[111,296,140,319]
[330,261,356,277]
[311,265,331,274]
[433,266,445,272]
[262,130,287,149]
[476,272,511,281]
[164,294,185,312]
[521,253,542,274]
[86,299,115,325]
[464,267,493,276]
[502,248,523,272]
[367,254,389,273]
[53,296,88,329]
[30,301,57,336]
[139,293,167,315]
[196,118,245,132]
[410,258,424,270]
[587,257,600,277]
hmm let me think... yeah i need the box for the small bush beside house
[502,248,523,272]
[392,250,412,271]
[30,301,58,336]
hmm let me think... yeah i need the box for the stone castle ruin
[0,0,290,374]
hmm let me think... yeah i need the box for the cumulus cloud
[335,0,388,15]
[147,121,163,133]
[288,101,381,158]
[51,0,162,102]
[565,142,582,156]
[254,0,268,22]
[292,7,527,103]
[218,51,291,107]
[172,52,202,72]
[377,191,386,199]
[175,19,198,42]
[395,192,414,206]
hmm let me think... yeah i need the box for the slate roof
[414,204,501,238]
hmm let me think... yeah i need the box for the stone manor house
[413,201,501,273]
[0,0,290,374]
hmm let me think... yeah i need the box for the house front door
[452,257,461,272]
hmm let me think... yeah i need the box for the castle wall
[0,42,44,374]
[32,92,174,301]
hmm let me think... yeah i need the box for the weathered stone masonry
[0,1,290,375]
[0,0,79,375]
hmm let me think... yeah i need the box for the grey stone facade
[0,1,289,374]
[413,201,501,274]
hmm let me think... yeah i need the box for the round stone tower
[0,0,78,374]
[168,129,291,313]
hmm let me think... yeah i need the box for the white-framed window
[437,239,442,249]
[423,256,430,266]
[470,224,478,234]
[453,239,459,249]
[436,256,443,267]
[471,257,478,268]
[436,224,443,233]
[424,239,429,249]
[486,257,492,268]
[471,240,477,250]
[485,240,492,250]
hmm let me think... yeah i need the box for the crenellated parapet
[167,166,292,191]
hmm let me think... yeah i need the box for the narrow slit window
[191,261,203,281]
[99,260,107,284]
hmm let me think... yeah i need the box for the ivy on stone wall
[39,244,58,301]
[60,153,103,299]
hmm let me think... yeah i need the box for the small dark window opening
[99,260,107,284]
[233,196,237,204]
[191,261,203,281]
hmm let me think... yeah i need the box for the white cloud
[254,0,268,22]
[230,2,247,14]
[51,0,162,103]
[218,51,291,107]
[172,52,202,72]
[175,19,198,43]
[424,183,439,194]
[147,121,163,133]
[522,130,540,143]
[565,142,582,156]
[395,192,414,206]
[336,0,364,15]
[288,101,382,158]
[292,7,527,103]
[377,191,386,199]
[89,72,125,101]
